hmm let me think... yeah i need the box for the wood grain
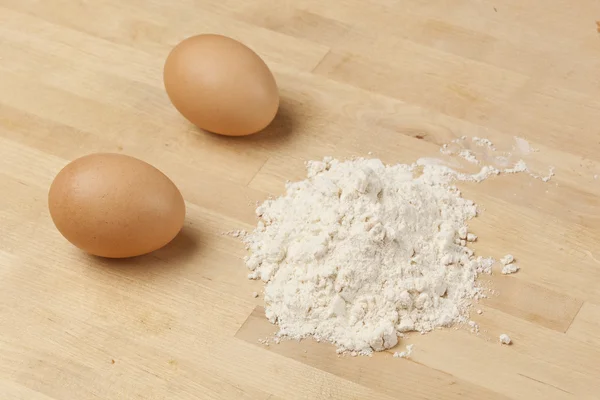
[1,1,600,399]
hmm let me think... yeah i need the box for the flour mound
[244,157,496,355]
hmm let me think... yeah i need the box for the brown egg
[164,34,279,136]
[48,153,186,258]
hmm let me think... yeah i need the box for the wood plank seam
[516,373,572,395]
[310,48,333,73]
[565,302,585,332]
[246,156,272,186]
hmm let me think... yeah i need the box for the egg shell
[163,34,279,136]
[48,153,186,258]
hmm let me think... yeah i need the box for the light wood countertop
[1,1,600,399]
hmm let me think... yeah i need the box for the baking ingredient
[164,34,279,136]
[441,136,554,182]
[473,137,496,150]
[502,264,520,275]
[500,254,519,274]
[459,149,480,164]
[541,167,555,182]
[48,153,185,258]
[393,344,414,358]
[241,136,552,355]
[499,334,512,345]
[242,155,521,355]
[500,254,515,265]
[468,320,480,334]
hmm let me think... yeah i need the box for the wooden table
[1,1,600,399]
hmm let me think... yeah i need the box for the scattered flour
[541,167,555,183]
[440,136,554,182]
[393,344,414,358]
[225,230,246,239]
[473,137,496,150]
[468,320,480,334]
[500,254,515,265]
[501,264,520,275]
[499,334,512,345]
[500,254,519,275]
[459,149,480,165]
[244,157,493,355]
[503,160,528,174]
[513,136,538,155]
[240,137,550,356]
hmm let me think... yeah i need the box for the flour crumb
[477,309,483,315]
[500,254,515,265]
[468,320,480,334]
[528,166,556,182]
[466,233,477,242]
[393,344,414,358]
[473,137,496,150]
[225,230,246,238]
[477,165,502,182]
[252,292,259,298]
[459,149,480,164]
[499,334,512,345]
[501,264,520,275]
[541,167,555,182]
[475,256,495,274]
[506,160,528,174]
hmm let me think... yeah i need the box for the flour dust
[239,137,549,355]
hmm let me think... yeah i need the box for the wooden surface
[1,1,600,399]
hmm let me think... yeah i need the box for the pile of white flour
[242,155,508,355]
[241,137,549,355]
